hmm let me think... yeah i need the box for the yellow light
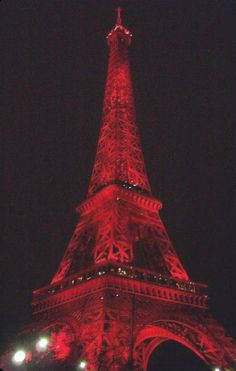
[12,350,26,365]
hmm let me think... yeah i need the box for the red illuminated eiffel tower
[2,8,236,371]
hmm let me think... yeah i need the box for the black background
[2,0,235,368]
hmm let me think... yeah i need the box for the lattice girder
[133,320,236,369]
[88,15,151,196]
[132,295,236,369]
[6,284,234,370]
[51,185,188,283]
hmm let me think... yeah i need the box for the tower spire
[88,9,151,196]
[116,6,122,25]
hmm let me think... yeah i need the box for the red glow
[43,10,236,370]
[25,351,32,363]
[1,9,235,371]
[51,5,189,283]
[48,325,74,361]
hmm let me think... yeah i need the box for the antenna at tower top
[116,6,122,25]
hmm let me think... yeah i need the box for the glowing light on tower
[78,360,87,369]
[12,350,26,365]
[36,337,49,351]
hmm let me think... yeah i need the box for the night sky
[2,0,235,368]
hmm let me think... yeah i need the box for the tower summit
[88,7,151,197]
[1,9,236,371]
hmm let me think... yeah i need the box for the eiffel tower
[1,8,236,371]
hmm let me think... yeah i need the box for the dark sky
[2,0,235,367]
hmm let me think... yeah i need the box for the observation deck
[32,262,208,314]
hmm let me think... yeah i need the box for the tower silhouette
[2,8,236,371]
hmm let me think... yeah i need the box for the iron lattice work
[51,9,188,283]
[1,8,236,371]
[88,10,151,197]
[51,184,189,283]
